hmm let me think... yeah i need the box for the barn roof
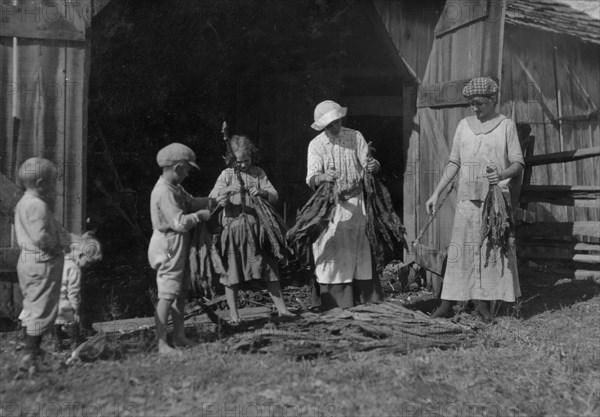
[506,0,600,45]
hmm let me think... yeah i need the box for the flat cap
[462,77,499,99]
[156,143,199,170]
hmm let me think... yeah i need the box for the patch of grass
[1,297,599,417]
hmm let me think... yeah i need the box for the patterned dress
[306,127,375,290]
[442,115,524,302]
[209,166,280,287]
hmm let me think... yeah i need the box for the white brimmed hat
[311,100,347,131]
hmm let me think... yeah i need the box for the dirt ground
[1,271,599,417]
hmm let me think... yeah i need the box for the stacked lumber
[518,142,600,285]
[517,222,600,285]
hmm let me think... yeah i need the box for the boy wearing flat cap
[148,143,225,355]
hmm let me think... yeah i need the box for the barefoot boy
[148,143,225,355]
[14,157,71,372]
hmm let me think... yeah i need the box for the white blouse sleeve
[306,140,324,187]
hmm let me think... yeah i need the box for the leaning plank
[520,267,600,286]
[520,185,600,206]
[516,222,600,243]
[525,147,600,166]
[518,241,600,252]
[573,270,600,284]
[519,246,600,264]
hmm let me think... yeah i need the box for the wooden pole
[10,36,19,247]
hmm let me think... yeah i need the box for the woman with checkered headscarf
[425,77,525,322]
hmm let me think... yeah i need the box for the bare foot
[158,343,182,356]
[173,336,197,348]
[277,309,297,318]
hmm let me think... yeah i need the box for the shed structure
[1,0,598,323]
[0,0,112,321]
[372,0,600,283]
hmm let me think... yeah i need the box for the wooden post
[10,36,19,247]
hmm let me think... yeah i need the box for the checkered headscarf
[462,77,499,99]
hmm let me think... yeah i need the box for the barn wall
[399,0,507,258]
[0,33,88,321]
[373,0,443,82]
[0,37,87,254]
[501,25,600,222]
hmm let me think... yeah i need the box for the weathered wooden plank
[372,0,442,83]
[403,84,418,262]
[525,146,600,166]
[417,78,472,108]
[64,41,87,233]
[0,1,87,41]
[518,241,600,252]
[519,245,600,263]
[361,1,420,84]
[521,268,600,285]
[520,185,600,207]
[434,0,489,38]
[516,221,600,242]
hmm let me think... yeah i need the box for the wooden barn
[0,0,110,323]
[0,0,598,323]
[376,0,600,284]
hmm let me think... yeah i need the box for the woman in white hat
[306,100,383,310]
[425,77,524,322]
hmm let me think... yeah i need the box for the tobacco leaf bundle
[286,182,337,267]
[480,184,514,266]
[363,172,407,273]
[189,222,225,300]
[248,194,291,262]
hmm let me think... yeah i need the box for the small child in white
[54,233,102,347]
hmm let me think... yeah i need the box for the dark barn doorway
[87,0,413,322]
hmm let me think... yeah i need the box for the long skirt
[313,260,384,310]
[311,194,382,309]
[441,200,521,302]
[217,213,279,287]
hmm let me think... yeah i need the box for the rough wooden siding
[372,0,444,259]
[0,33,87,320]
[372,0,443,82]
[0,38,86,248]
[501,25,600,223]
[409,0,507,256]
